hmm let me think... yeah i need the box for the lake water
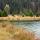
[11,21,40,38]
[0,21,40,38]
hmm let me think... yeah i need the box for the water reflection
[11,21,40,37]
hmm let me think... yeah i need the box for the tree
[4,4,10,15]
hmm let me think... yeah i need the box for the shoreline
[0,16,40,21]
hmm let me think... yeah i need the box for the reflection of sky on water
[11,21,40,37]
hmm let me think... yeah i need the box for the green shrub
[2,11,8,17]
[0,11,2,17]
[0,10,7,17]
[12,10,19,16]
[23,9,33,16]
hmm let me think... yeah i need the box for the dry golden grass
[0,16,40,21]
[0,23,35,40]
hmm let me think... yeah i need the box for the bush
[0,10,2,17]
[0,10,7,17]
[12,10,20,16]
[2,11,8,17]
[23,9,33,16]
[36,12,40,17]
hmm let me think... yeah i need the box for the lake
[0,21,40,38]
[11,21,40,38]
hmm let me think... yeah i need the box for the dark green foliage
[12,11,18,16]
[36,14,39,17]
[0,10,7,17]
[0,11,2,17]
[23,9,33,16]
[2,11,8,17]
[12,9,20,16]
[0,0,39,16]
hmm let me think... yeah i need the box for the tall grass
[0,22,35,40]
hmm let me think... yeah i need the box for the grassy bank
[0,22,35,40]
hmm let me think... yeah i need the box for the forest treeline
[0,0,40,17]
